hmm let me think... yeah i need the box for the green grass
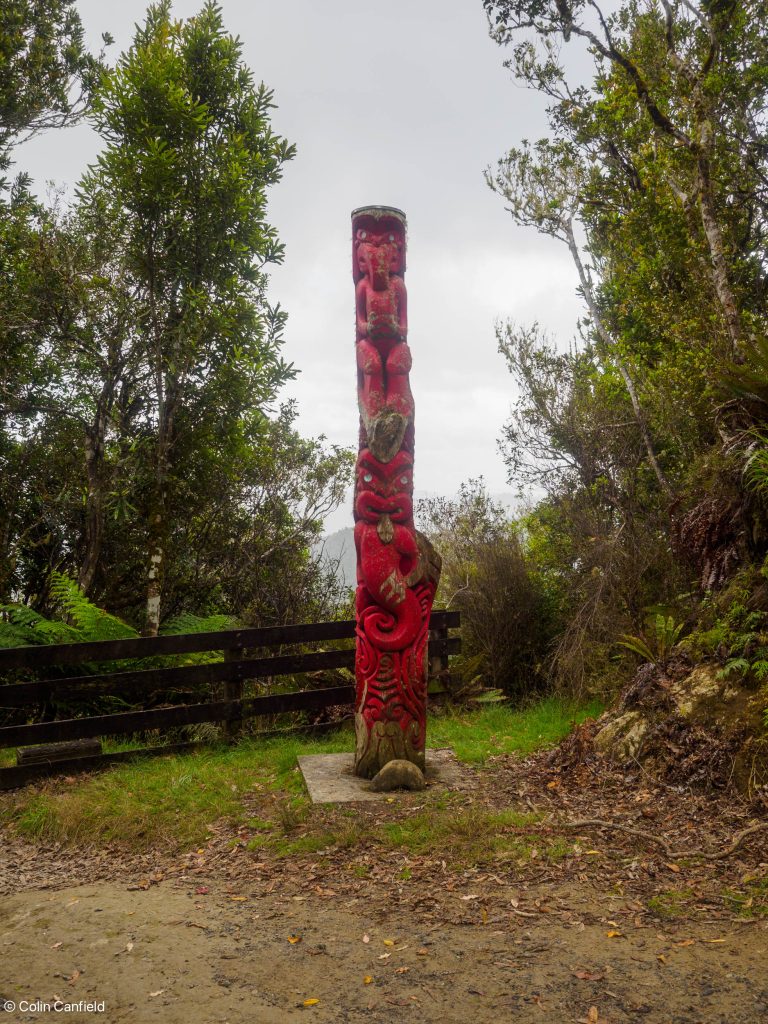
[0,696,602,854]
[428,695,604,762]
[647,889,696,918]
[723,875,768,918]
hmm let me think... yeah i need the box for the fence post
[429,617,451,693]
[223,646,243,741]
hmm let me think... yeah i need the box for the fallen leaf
[302,998,320,1006]
[67,970,80,986]
[665,863,681,873]
[546,780,560,789]
[288,935,302,944]
[588,1008,599,1023]
[585,850,601,856]
[383,939,395,946]
[363,976,373,985]
[395,967,410,975]
[378,953,391,960]
[460,895,480,901]
[573,970,605,982]
[606,930,623,938]
[50,942,62,950]
[362,934,370,944]
[703,938,726,944]
[195,886,209,895]
[416,948,428,956]
[675,939,695,947]
[149,990,164,998]
[657,954,666,963]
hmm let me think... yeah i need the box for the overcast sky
[16,0,591,529]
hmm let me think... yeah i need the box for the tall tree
[78,1,296,634]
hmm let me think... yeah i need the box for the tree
[78,1,296,633]
[0,0,108,181]
[484,0,768,358]
[418,480,555,696]
[482,0,768,687]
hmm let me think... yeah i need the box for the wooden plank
[0,636,459,707]
[0,741,209,790]
[17,739,102,764]
[1,705,476,790]
[0,610,459,672]
[0,648,356,706]
[0,685,357,747]
[0,719,361,790]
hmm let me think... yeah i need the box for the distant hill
[315,527,356,590]
[316,491,520,591]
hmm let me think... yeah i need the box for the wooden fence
[0,610,460,789]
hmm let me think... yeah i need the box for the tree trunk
[696,125,743,357]
[144,453,169,638]
[78,409,107,596]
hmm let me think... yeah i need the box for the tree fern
[160,613,240,635]
[160,613,241,666]
[0,603,81,649]
[48,573,138,642]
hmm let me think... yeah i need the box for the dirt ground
[2,744,767,1024]
[2,877,767,1024]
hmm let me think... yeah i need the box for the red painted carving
[352,207,441,779]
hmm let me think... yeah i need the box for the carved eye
[400,476,408,484]
[363,472,373,483]
[389,234,395,241]
[360,230,367,240]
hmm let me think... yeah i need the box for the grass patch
[647,889,696,918]
[0,729,352,851]
[723,875,768,918]
[380,805,563,867]
[429,695,604,762]
[0,696,602,854]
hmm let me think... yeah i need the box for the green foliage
[418,479,558,697]
[618,614,684,668]
[48,572,137,641]
[0,573,136,648]
[0,0,107,180]
[159,613,239,636]
[484,0,768,694]
[0,602,80,648]
[0,2,351,633]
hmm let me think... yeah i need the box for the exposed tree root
[556,817,768,861]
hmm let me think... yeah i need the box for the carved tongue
[377,514,394,544]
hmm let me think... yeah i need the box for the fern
[160,613,240,635]
[48,573,138,642]
[159,613,241,666]
[0,603,82,648]
[617,614,684,667]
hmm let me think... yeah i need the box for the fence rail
[0,610,460,789]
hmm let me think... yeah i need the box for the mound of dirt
[591,660,768,800]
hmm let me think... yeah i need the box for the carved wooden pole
[352,206,441,780]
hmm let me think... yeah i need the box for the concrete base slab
[298,748,470,804]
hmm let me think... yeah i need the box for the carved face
[352,213,406,283]
[355,449,413,524]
